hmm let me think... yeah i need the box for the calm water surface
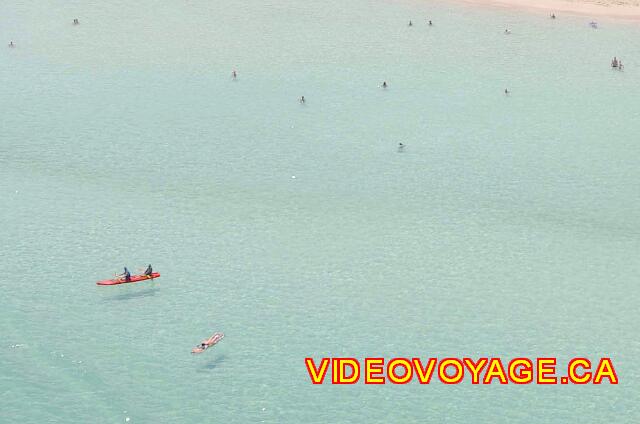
[1,0,639,422]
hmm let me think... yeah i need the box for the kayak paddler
[119,267,131,282]
[144,264,153,276]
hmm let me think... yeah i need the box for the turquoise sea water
[1,0,639,422]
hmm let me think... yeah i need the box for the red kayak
[96,272,160,286]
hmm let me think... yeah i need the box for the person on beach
[144,265,153,276]
[299,95,305,104]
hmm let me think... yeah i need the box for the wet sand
[455,0,640,20]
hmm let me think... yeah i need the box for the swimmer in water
[504,88,510,95]
[232,70,237,79]
[618,60,624,71]
[8,41,15,48]
[382,81,388,89]
[73,18,79,25]
[398,143,405,152]
[551,13,556,19]
[409,20,413,27]
[428,20,433,26]
[192,342,209,354]
[192,333,224,354]
[611,57,618,68]
[504,29,511,34]
[299,95,305,104]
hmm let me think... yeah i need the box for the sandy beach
[457,0,640,20]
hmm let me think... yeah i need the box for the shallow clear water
[1,0,639,422]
